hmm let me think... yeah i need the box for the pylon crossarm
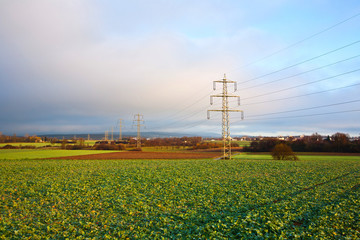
[213,80,237,91]
[227,109,244,119]
[211,94,239,98]
[214,80,236,84]
[207,109,222,119]
[211,95,240,105]
[208,109,244,120]
[214,80,238,92]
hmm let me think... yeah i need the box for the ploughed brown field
[49,151,222,160]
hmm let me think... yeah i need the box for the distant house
[240,136,251,141]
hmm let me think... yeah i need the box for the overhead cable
[238,39,360,85]
[239,109,360,122]
[231,11,360,71]
[236,82,360,106]
[242,68,360,100]
[247,99,360,118]
[241,54,360,90]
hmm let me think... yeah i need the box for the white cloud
[0,0,359,135]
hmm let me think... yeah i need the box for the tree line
[244,132,360,153]
[140,137,203,147]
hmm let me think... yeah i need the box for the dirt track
[50,151,222,160]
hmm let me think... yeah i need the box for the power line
[247,99,360,118]
[242,68,360,100]
[177,119,212,130]
[237,82,360,106]
[154,103,211,129]
[230,11,360,71]
[238,109,360,122]
[164,76,240,122]
[158,78,234,129]
[166,90,213,120]
[238,39,360,85]
[241,54,360,91]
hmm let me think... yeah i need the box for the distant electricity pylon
[208,74,244,159]
[133,114,145,149]
[104,130,108,141]
[118,119,123,140]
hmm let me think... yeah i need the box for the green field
[1,155,359,239]
[234,140,252,147]
[0,142,59,148]
[0,140,98,148]
[0,149,119,160]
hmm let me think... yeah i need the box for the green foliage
[271,143,299,160]
[244,138,279,152]
[1,157,359,238]
[0,149,119,160]
[193,142,222,149]
[143,137,203,147]
[234,140,252,147]
[93,143,126,150]
[0,142,60,148]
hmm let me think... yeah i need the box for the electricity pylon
[133,114,145,149]
[104,131,108,141]
[118,119,123,140]
[208,74,244,159]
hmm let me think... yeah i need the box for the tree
[303,133,324,152]
[271,143,298,160]
[244,138,279,152]
[332,132,350,152]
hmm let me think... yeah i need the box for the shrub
[271,143,299,160]
[65,144,88,150]
[129,148,142,151]
[93,143,125,150]
[20,145,36,149]
[1,144,18,149]
[193,142,222,150]
[243,138,278,152]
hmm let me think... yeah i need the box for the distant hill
[39,131,221,140]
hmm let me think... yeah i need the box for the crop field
[1,156,359,239]
[0,149,120,160]
[0,140,97,148]
[0,142,59,148]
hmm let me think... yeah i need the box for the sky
[0,0,360,137]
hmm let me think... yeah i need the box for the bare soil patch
[49,151,221,160]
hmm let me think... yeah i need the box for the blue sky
[0,0,359,137]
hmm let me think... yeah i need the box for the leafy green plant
[0,149,119,160]
[1,156,359,238]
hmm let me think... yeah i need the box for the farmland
[0,149,120,160]
[1,155,359,239]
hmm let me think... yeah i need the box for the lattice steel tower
[133,114,144,149]
[208,74,244,159]
[118,119,123,141]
